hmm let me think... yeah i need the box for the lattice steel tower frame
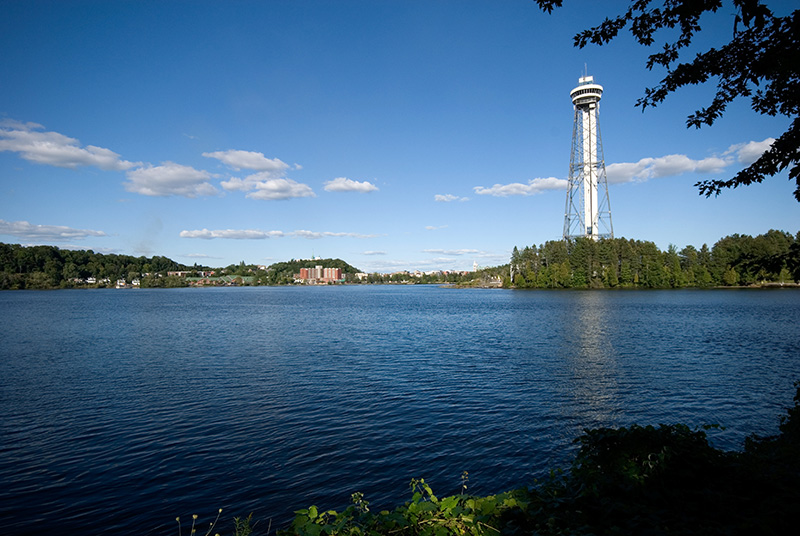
[564,75,613,241]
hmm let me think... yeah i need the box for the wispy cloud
[324,177,379,193]
[184,252,222,259]
[434,194,469,202]
[180,229,285,239]
[291,230,379,239]
[0,119,138,171]
[362,250,387,255]
[125,162,219,197]
[423,248,480,256]
[425,225,448,231]
[179,228,378,240]
[203,149,290,172]
[0,219,107,241]
[473,177,566,197]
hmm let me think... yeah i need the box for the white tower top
[570,76,603,107]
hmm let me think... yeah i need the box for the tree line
[0,243,198,290]
[509,229,799,289]
[3,229,798,290]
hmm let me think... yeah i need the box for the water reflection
[559,291,621,428]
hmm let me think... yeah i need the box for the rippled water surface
[1,286,799,534]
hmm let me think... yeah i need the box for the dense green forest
[508,229,799,289]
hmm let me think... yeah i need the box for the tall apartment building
[296,265,343,283]
[323,267,342,281]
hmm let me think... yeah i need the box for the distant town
[177,262,486,288]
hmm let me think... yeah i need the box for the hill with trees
[256,258,362,285]
[0,243,201,290]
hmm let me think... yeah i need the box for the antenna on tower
[564,73,613,241]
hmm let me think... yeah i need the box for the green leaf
[303,523,322,536]
[479,500,497,515]
[440,495,459,511]
[503,498,518,508]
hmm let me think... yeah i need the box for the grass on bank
[183,383,800,536]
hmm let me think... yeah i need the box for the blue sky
[1,0,797,273]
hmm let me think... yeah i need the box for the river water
[1,286,798,534]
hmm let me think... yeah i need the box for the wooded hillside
[0,243,196,290]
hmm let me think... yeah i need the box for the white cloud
[425,225,448,230]
[205,150,317,200]
[604,140,772,184]
[218,176,252,192]
[222,173,316,199]
[180,229,285,239]
[473,177,567,197]
[434,194,469,202]
[606,154,731,184]
[423,248,480,256]
[125,162,218,197]
[324,177,379,193]
[0,119,137,171]
[725,137,775,165]
[203,149,290,172]
[363,250,387,255]
[245,177,316,200]
[291,229,379,239]
[694,156,730,173]
[0,219,107,241]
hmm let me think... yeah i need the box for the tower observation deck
[564,75,613,241]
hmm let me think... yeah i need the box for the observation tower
[563,74,613,240]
